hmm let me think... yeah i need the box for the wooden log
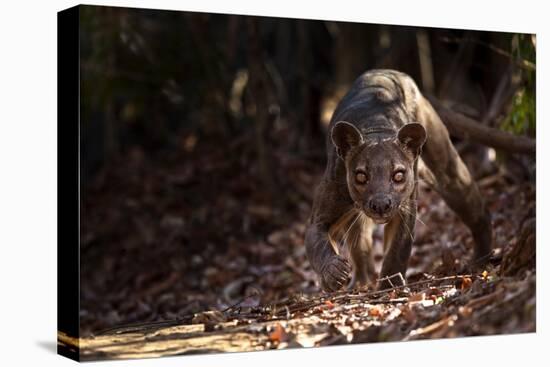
[427,95,536,155]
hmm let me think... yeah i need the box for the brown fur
[305,69,492,292]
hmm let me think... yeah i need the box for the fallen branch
[427,95,535,155]
[403,314,458,341]
[290,274,474,306]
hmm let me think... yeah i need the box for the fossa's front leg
[347,216,375,290]
[305,223,352,292]
[378,196,417,290]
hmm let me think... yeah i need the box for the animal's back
[328,69,421,139]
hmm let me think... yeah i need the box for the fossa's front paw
[320,256,351,292]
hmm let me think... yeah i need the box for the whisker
[398,210,414,242]
[353,210,368,245]
[341,210,361,249]
[399,205,415,217]
[403,198,418,207]
[350,217,361,252]
[415,216,427,227]
[399,199,426,228]
[328,209,351,255]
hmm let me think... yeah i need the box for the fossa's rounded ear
[397,123,427,157]
[331,121,364,160]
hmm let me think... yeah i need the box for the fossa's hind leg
[418,97,492,266]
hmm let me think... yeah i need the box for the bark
[427,95,536,155]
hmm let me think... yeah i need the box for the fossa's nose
[368,194,392,215]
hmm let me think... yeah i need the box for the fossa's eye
[355,171,368,184]
[393,171,405,183]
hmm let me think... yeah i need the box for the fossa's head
[331,121,427,224]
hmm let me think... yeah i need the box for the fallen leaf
[461,277,473,291]
[369,306,381,317]
[325,300,335,309]
[408,292,426,303]
[458,306,472,317]
[269,324,288,343]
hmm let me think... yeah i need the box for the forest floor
[67,135,536,361]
